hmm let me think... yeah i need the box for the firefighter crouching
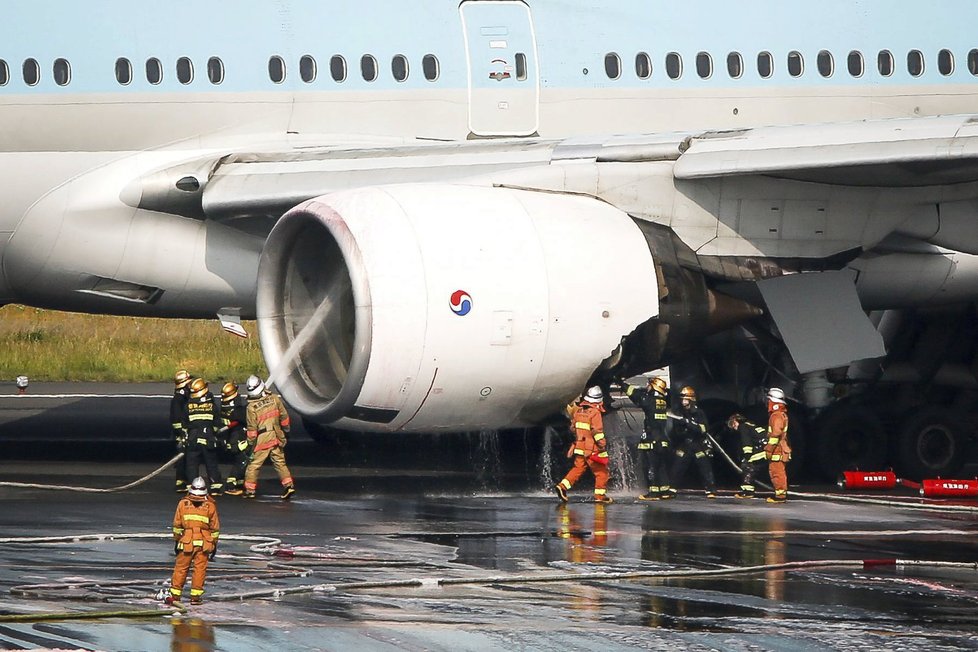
[170,370,192,493]
[727,413,768,499]
[555,386,613,504]
[622,376,674,501]
[668,385,717,498]
[220,382,251,496]
[243,375,296,500]
[167,477,219,605]
[765,387,791,503]
[184,378,224,496]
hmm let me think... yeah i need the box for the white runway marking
[0,394,169,399]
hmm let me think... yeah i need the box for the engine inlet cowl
[257,183,659,432]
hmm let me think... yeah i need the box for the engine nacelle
[256,183,659,432]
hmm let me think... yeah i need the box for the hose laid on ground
[706,429,978,511]
[2,530,976,616]
[789,490,978,512]
[0,453,184,492]
[705,430,978,512]
[209,557,978,602]
[0,606,185,622]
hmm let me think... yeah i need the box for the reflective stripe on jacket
[246,392,291,452]
[569,402,605,457]
[172,496,220,553]
[766,407,790,462]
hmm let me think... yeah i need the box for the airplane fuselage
[1,0,977,318]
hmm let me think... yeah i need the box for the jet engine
[256,183,662,432]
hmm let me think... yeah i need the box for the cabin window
[907,49,924,77]
[515,52,527,80]
[23,58,39,86]
[176,57,193,85]
[726,52,742,79]
[696,52,712,79]
[969,49,978,75]
[268,55,286,83]
[53,58,70,86]
[817,50,833,77]
[392,54,408,82]
[847,51,864,77]
[300,55,317,83]
[878,50,894,76]
[787,51,804,77]
[0,60,9,86]
[938,49,954,76]
[665,52,682,79]
[361,55,378,82]
[635,52,652,79]
[146,57,162,84]
[604,52,621,79]
[757,51,773,78]
[115,58,132,85]
[207,57,224,84]
[422,54,439,81]
[330,55,347,82]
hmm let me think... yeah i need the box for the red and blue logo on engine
[450,290,472,316]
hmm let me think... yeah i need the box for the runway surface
[0,385,976,650]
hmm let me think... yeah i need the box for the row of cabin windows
[611,48,978,80]
[0,54,442,86]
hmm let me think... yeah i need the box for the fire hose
[651,409,978,512]
[0,526,975,621]
[0,453,184,492]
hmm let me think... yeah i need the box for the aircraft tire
[896,407,966,480]
[813,405,887,481]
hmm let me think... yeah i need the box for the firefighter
[555,386,613,503]
[622,376,674,501]
[668,385,717,498]
[727,413,768,499]
[184,378,224,495]
[220,382,251,496]
[167,477,219,605]
[765,387,792,503]
[170,370,192,493]
[243,375,295,500]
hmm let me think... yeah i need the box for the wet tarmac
[0,385,977,650]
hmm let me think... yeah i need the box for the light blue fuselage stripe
[0,0,975,94]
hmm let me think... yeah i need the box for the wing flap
[674,115,978,186]
[757,271,886,373]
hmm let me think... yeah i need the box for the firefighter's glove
[279,438,287,449]
[237,439,249,452]
[173,541,181,555]
[208,545,217,561]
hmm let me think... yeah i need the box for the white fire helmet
[584,386,604,403]
[188,477,208,498]
[768,387,786,404]
[246,375,266,399]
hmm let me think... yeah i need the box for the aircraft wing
[673,114,978,186]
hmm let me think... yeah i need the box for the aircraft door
[459,0,539,137]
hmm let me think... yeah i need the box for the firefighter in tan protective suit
[167,477,219,605]
[765,387,792,503]
[555,386,613,503]
[242,375,295,500]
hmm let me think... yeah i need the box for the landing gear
[813,404,886,480]
[896,407,966,480]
